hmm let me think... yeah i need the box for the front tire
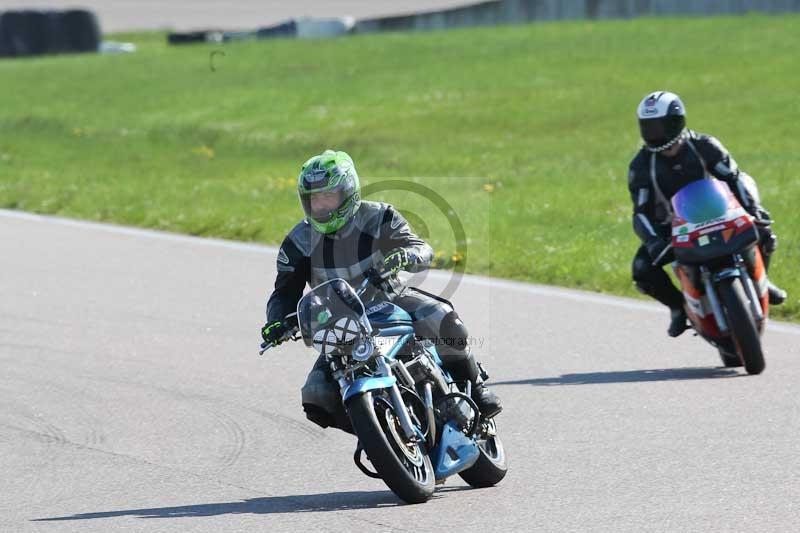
[719,348,743,368]
[458,419,508,488]
[718,277,765,375]
[347,391,434,504]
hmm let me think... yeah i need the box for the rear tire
[717,277,765,375]
[458,419,508,488]
[347,391,434,504]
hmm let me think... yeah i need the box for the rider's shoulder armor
[628,148,651,190]
[347,200,389,240]
[285,219,318,258]
[687,130,728,168]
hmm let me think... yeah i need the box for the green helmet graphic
[298,150,361,234]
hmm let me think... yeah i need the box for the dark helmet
[637,91,686,152]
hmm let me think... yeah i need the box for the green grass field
[1,15,797,320]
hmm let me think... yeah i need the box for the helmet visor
[300,188,345,223]
[639,118,669,148]
[639,114,685,150]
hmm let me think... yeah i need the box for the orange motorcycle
[663,178,769,374]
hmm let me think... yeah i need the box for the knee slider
[301,370,339,410]
[632,256,653,282]
[634,281,656,296]
[302,403,334,429]
[438,310,469,353]
[632,257,658,295]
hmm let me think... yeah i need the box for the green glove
[383,248,411,274]
[261,321,289,347]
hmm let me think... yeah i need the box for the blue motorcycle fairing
[366,301,413,327]
[431,421,480,480]
[376,325,415,338]
[342,376,397,402]
[378,333,415,360]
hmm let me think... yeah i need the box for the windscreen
[296,278,367,347]
[671,179,732,224]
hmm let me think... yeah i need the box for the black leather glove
[261,320,289,347]
[758,224,778,255]
[383,248,412,274]
[750,206,772,226]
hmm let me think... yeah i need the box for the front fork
[376,356,419,441]
[334,355,419,441]
[701,253,764,334]
[701,266,729,333]
[735,254,764,323]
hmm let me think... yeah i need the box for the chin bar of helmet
[644,129,687,153]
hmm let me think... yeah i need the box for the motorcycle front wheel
[347,391,434,503]
[718,277,765,375]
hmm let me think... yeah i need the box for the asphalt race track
[0,1,472,32]
[2,209,800,532]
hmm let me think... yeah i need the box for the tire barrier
[0,9,100,58]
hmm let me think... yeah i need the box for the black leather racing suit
[628,130,778,309]
[266,201,485,430]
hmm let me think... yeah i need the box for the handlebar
[651,243,674,267]
[259,327,300,355]
[356,268,394,297]
[260,270,393,356]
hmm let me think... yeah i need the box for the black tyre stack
[0,9,100,58]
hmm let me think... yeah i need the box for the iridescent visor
[671,179,731,224]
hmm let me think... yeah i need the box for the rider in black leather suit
[628,91,787,337]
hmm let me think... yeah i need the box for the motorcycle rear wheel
[458,419,508,488]
[718,277,765,375]
[347,391,434,504]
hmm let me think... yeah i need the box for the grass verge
[0,16,797,320]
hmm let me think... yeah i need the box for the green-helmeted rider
[261,150,502,431]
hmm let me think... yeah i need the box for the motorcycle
[656,178,769,374]
[261,272,507,503]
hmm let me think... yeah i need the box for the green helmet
[298,150,361,234]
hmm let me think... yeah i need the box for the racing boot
[668,306,689,338]
[465,355,503,418]
[444,348,503,418]
[472,383,503,419]
[767,280,787,306]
